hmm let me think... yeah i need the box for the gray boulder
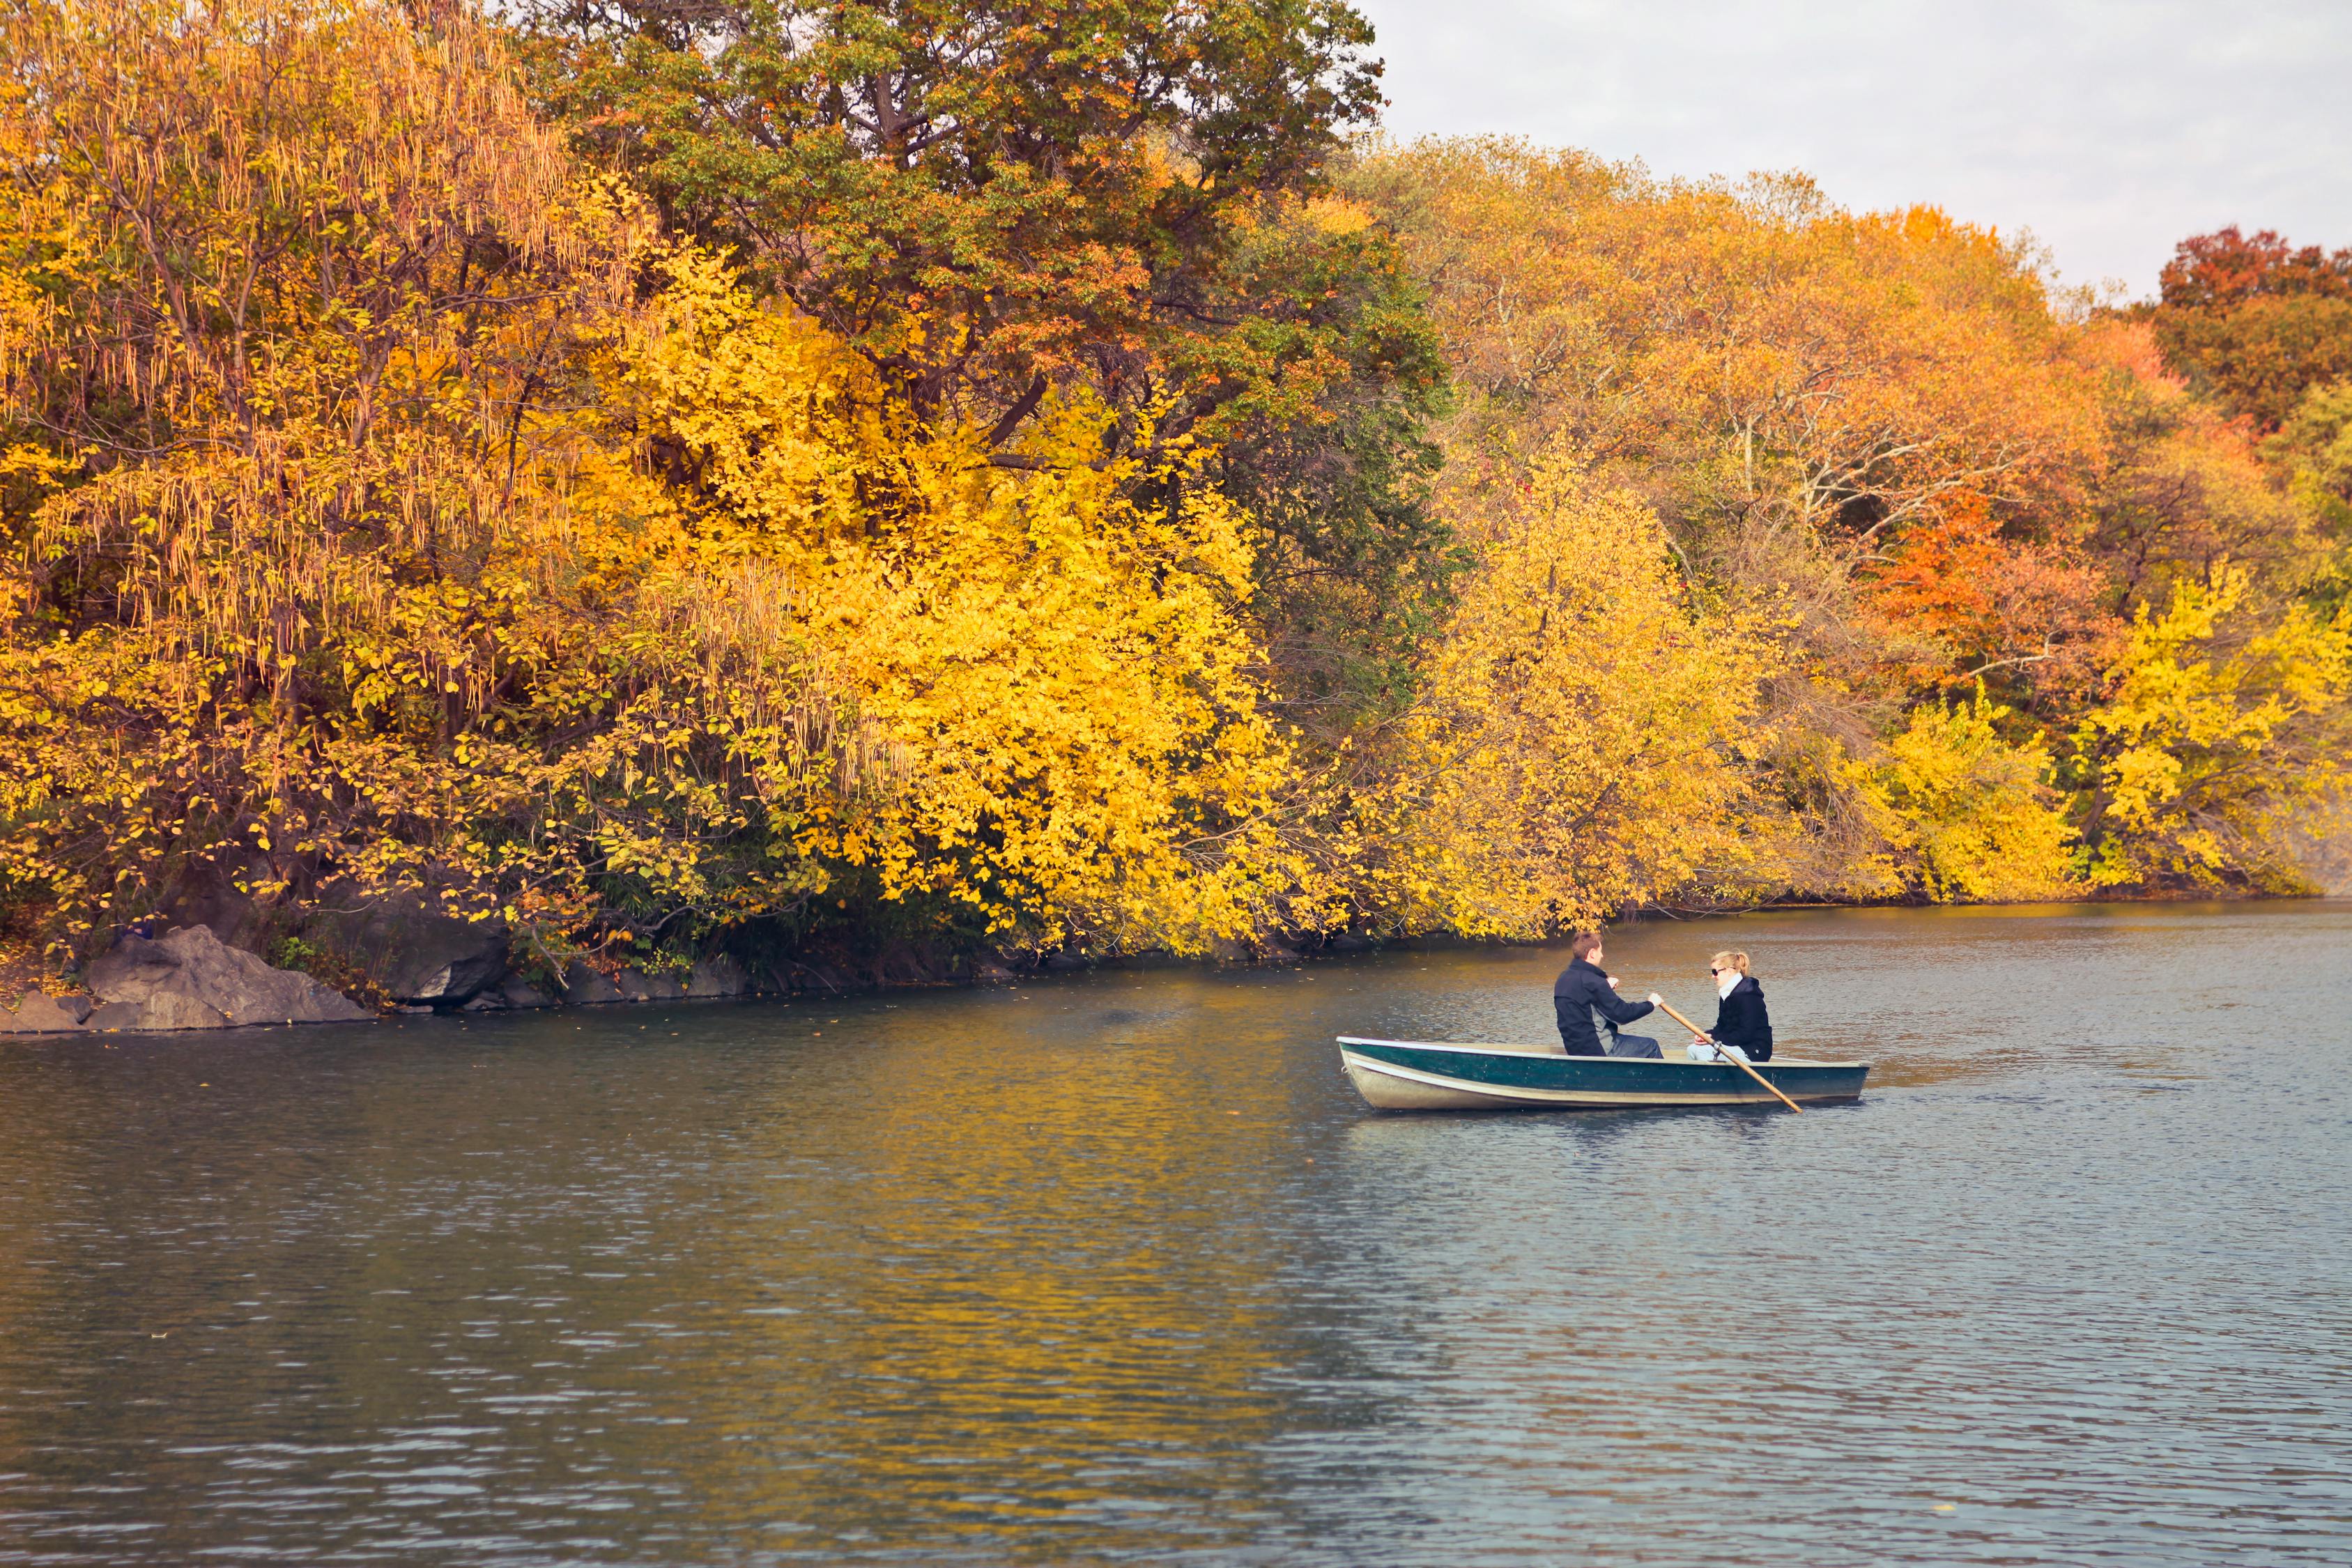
[86,925,369,1029]
[871,944,944,986]
[305,886,508,1004]
[686,955,747,997]
[620,967,686,1001]
[158,850,282,955]
[501,975,555,1008]
[555,960,695,1004]
[0,992,94,1033]
[89,994,229,1031]
[559,960,624,1004]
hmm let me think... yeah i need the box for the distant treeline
[2,0,2346,988]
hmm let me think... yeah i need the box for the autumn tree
[2268,377,2352,562]
[2063,568,2351,892]
[1348,141,2105,684]
[2149,226,2352,430]
[524,0,1380,428]
[520,0,1452,730]
[1841,696,2077,902]
[0,0,664,952]
[2075,320,2321,615]
[1360,460,1775,933]
[0,0,1321,975]
[615,259,1319,956]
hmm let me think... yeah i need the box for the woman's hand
[1646,991,1663,1005]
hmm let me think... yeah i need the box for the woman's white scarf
[1717,970,1742,1000]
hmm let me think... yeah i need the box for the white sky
[1350,0,2352,300]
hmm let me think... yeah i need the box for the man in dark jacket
[1552,932,1663,1057]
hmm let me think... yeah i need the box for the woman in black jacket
[1692,951,1773,1063]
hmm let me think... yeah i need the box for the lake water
[3,902,2349,1565]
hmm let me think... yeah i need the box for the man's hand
[1606,975,1620,989]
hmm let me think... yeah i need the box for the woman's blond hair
[1710,950,1752,976]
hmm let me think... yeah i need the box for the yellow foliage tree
[2268,377,2352,539]
[616,256,1312,953]
[2070,567,2352,891]
[0,0,668,955]
[1361,459,1774,935]
[1842,696,2078,902]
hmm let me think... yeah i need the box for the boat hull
[1337,1037,1868,1112]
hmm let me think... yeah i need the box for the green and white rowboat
[1337,1036,1870,1112]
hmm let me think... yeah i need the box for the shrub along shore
[3,0,2348,1031]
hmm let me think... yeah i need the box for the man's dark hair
[1570,931,1604,960]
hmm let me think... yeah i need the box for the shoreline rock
[93,926,372,1029]
[1,992,94,1033]
[1,925,370,1034]
[2,921,1398,1038]
[302,886,510,1006]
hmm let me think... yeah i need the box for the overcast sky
[1350,0,2352,300]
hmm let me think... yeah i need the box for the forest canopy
[2,0,2347,993]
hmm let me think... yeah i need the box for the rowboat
[1337,1036,1869,1112]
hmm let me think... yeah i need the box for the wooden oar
[1651,998,1803,1114]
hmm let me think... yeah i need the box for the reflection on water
[2,902,2349,1564]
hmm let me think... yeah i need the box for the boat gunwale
[1335,1036,1868,1070]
